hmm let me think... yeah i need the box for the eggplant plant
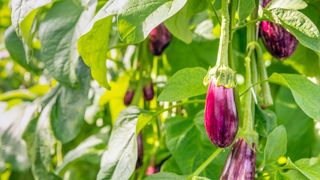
[0,0,320,179]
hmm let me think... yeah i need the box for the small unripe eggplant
[204,82,238,148]
[259,0,298,59]
[149,24,171,56]
[123,89,135,106]
[220,138,256,180]
[136,133,143,168]
[146,165,160,175]
[143,81,154,101]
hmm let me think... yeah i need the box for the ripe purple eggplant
[143,81,154,101]
[204,81,238,148]
[149,24,171,56]
[123,89,135,106]
[259,0,298,59]
[220,138,256,180]
[136,133,143,168]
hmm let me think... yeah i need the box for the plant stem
[243,57,254,131]
[216,0,230,66]
[192,148,223,176]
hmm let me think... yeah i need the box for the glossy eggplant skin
[220,138,256,180]
[149,24,171,56]
[123,89,135,106]
[143,82,154,101]
[204,82,238,148]
[259,0,298,59]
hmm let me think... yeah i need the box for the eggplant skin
[204,82,238,148]
[220,138,256,180]
[124,89,135,106]
[259,0,298,59]
[143,82,154,101]
[149,24,171,56]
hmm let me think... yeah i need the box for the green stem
[243,57,254,131]
[192,148,223,177]
[232,19,260,32]
[216,0,230,66]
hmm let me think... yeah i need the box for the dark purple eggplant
[259,0,298,59]
[149,24,171,56]
[143,81,154,101]
[204,82,238,148]
[123,89,135,106]
[220,138,256,180]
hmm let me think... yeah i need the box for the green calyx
[203,65,237,88]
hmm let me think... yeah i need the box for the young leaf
[51,61,90,144]
[289,157,320,179]
[97,107,140,180]
[117,0,187,44]
[255,105,277,137]
[269,73,320,120]
[267,0,307,10]
[158,67,207,101]
[39,0,97,86]
[264,125,287,164]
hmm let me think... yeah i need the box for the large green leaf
[270,73,320,120]
[51,61,90,144]
[275,87,316,160]
[23,99,61,180]
[158,67,207,101]
[97,107,140,180]
[4,26,41,73]
[117,0,187,43]
[165,111,227,179]
[290,157,320,179]
[39,0,96,86]
[264,125,287,164]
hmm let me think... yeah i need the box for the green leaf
[0,103,33,170]
[275,87,315,160]
[136,112,154,135]
[238,0,255,22]
[117,0,187,44]
[267,9,320,38]
[290,157,320,179]
[51,60,90,144]
[55,128,110,175]
[165,37,219,73]
[165,112,227,179]
[164,0,197,44]
[264,125,287,164]
[280,170,308,180]
[267,0,307,10]
[23,99,61,180]
[158,67,207,101]
[255,105,277,137]
[269,73,320,120]
[39,0,96,86]
[4,26,41,73]
[144,172,186,180]
[10,0,51,36]
[97,107,140,180]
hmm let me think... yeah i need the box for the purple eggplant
[136,133,143,168]
[220,138,256,180]
[149,24,171,56]
[143,81,154,101]
[123,89,135,106]
[204,82,238,148]
[259,0,298,59]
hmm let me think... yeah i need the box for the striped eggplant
[149,24,171,56]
